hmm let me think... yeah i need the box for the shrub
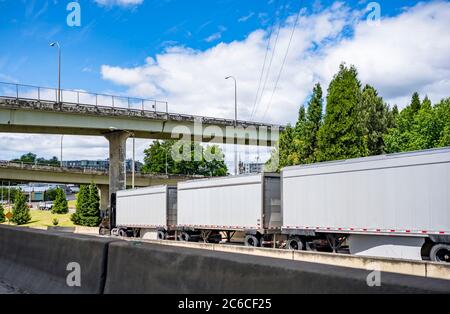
[11,191,31,225]
[52,187,68,214]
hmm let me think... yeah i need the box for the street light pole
[132,136,135,189]
[226,76,239,176]
[60,135,64,168]
[50,42,61,103]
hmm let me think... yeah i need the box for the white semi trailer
[281,148,450,262]
[113,185,178,240]
[177,173,282,246]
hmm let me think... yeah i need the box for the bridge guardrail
[0,81,169,113]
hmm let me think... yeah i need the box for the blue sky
[0,0,424,95]
[0,0,449,165]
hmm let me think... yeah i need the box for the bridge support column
[104,131,130,208]
[98,184,109,213]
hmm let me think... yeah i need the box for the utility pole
[225,76,239,176]
[60,135,64,168]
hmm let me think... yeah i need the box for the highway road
[0,280,23,294]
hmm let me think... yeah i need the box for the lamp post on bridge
[50,42,61,103]
[225,76,239,176]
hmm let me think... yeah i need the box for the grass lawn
[2,208,75,228]
[68,199,77,209]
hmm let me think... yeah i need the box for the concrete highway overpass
[0,84,282,208]
[0,161,200,210]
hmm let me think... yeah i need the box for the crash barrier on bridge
[1,226,449,294]
[104,241,450,294]
[0,225,118,294]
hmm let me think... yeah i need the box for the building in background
[239,162,266,174]
[62,159,142,172]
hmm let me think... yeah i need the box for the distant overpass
[0,82,282,208]
[0,161,200,210]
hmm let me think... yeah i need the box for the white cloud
[93,0,144,7]
[100,1,450,125]
[2,1,449,166]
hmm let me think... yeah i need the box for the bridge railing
[0,81,169,113]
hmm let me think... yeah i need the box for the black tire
[430,244,450,263]
[179,231,190,242]
[286,237,304,250]
[118,229,127,238]
[244,235,260,247]
[157,231,167,240]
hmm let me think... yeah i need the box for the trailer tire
[118,229,127,238]
[157,231,167,240]
[286,237,303,251]
[244,235,260,247]
[430,243,450,263]
[179,232,190,242]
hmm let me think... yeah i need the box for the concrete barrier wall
[104,241,450,294]
[124,238,450,281]
[1,226,449,294]
[0,226,116,294]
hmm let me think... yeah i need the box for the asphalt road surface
[0,280,23,294]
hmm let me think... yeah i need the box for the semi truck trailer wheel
[118,229,127,237]
[157,231,167,240]
[244,235,260,247]
[286,237,303,250]
[430,244,450,263]
[179,231,191,242]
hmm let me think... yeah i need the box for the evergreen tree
[71,183,101,227]
[11,191,31,225]
[52,187,68,214]
[410,92,421,114]
[85,183,101,227]
[0,203,5,223]
[71,185,89,225]
[317,64,366,161]
[302,83,323,163]
[435,98,450,147]
[361,85,389,156]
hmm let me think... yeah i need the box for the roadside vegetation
[267,63,450,171]
[71,183,101,227]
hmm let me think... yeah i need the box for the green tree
[52,187,68,214]
[317,64,366,161]
[71,183,101,227]
[0,203,5,223]
[361,85,389,156]
[301,83,324,163]
[71,185,89,225]
[11,191,31,225]
[142,140,228,176]
[410,92,421,114]
[44,188,58,202]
